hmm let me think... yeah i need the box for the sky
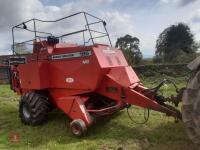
[0,0,200,58]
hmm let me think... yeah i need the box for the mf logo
[8,132,20,143]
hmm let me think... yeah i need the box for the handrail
[13,12,103,28]
[59,29,88,38]
[15,26,52,36]
[11,11,112,54]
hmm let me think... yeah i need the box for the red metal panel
[18,62,49,89]
[48,46,109,90]
[48,52,101,90]
[15,44,133,93]
[54,96,93,125]
[93,45,128,68]
[107,66,140,87]
[49,88,91,99]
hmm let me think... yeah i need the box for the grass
[0,76,198,150]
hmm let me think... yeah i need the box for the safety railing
[12,12,112,55]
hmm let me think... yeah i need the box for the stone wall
[133,63,189,77]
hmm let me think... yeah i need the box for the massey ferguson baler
[9,12,183,137]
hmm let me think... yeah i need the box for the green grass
[0,77,198,150]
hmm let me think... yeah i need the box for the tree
[115,34,142,65]
[155,23,198,63]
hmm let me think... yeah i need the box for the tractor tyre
[70,119,87,137]
[182,70,200,144]
[19,92,50,125]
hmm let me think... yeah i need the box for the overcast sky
[0,0,200,57]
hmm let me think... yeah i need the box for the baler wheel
[70,119,87,137]
[19,92,50,125]
[182,71,200,144]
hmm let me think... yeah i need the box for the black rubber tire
[19,92,51,125]
[70,119,87,137]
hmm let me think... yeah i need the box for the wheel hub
[72,125,82,135]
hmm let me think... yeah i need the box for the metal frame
[12,12,112,54]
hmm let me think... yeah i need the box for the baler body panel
[18,62,49,89]
[93,45,128,68]
[17,44,138,93]
[48,46,103,91]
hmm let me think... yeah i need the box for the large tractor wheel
[19,92,51,125]
[182,68,200,144]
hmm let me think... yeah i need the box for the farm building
[0,55,10,84]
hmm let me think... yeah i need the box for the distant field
[0,76,198,150]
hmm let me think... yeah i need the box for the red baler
[9,12,181,136]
